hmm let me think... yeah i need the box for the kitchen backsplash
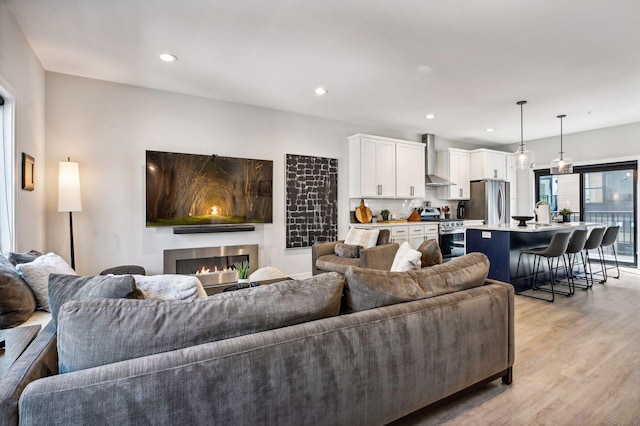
[349,187,455,221]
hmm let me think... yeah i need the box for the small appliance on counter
[420,208,440,221]
[534,201,551,224]
[456,201,466,220]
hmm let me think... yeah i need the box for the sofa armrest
[311,241,343,275]
[360,243,399,271]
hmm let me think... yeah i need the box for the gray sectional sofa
[0,253,514,425]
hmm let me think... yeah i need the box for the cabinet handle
[410,186,414,196]
[459,188,463,197]
[494,169,498,179]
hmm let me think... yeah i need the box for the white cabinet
[349,134,425,199]
[390,226,409,245]
[396,142,425,198]
[436,148,470,200]
[470,149,507,181]
[409,223,439,248]
[506,156,518,217]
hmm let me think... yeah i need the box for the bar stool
[598,225,621,283]
[563,229,589,293]
[515,231,573,303]
[576,227,606,288]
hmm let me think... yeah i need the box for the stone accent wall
[285,154,338,248]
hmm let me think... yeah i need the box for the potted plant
[234,260,250,288]
[380,209,390,221]
[559,208,573,223]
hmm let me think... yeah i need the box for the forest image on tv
[146,150,273,226]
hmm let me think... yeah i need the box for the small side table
[0,325,40,380]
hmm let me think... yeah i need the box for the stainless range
[420,216,465,261]
[437,219,465,261]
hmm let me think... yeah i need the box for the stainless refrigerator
[467,180,510,225]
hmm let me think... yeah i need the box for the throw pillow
[16,253,76,312]
[390,241,422,272]
[334,243,361,258]
[249,266,288,283]
[0,256,37,328]
[48,273,143,324]
[344,227,380,249]
[345,252,490,312]
[132,274,207,300]
[417,239,443,267]
[7,250,42,266]
[57,273,344,373]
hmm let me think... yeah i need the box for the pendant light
[512,100,535,169]
[550,114,573,174]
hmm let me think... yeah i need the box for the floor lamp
[58,158,82,270]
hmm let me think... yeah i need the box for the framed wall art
[285,154,338,248]
[22,153,34,191]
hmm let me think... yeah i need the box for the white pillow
[132,274,207,300]
[390,242,422,272]
[249,266,287,282]
[344,228,380,249]
[16,252,77,312]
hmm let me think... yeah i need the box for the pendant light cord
[557,114,566,159]
[517,100,527,151]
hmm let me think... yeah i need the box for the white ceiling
[7,0,640,145]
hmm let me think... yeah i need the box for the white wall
[0,1,46,252]
[44,73,423,276]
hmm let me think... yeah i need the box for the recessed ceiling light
[159,53,178,62]
[425,114,436,119]
[314,87,328,95]
[485,128,495,133]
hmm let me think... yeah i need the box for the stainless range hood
[421,133,453,186]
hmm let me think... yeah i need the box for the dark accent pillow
[334,243,361,258]
[417,239,443,267]
[344,252,489,312]
[376,229,391,245]
[48,274,143,325]
[57,273,344,373]
[7,250,42,266]
[0,256,36,328]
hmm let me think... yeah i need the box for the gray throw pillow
[7,250,42,266]
[0,256,37,328]
[344,252,489,312]
[334,243,361,258]
[48,273,143,324]
[417,239,443,267]
[57,273,344,373]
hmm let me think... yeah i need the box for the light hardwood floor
[395,269,640,425]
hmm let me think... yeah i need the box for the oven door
[439,230,465,261]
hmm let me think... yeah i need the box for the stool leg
[612,245,620,279]
[546,257,555,303]
[598,246,608,284]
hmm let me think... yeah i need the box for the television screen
[146,150,273,226]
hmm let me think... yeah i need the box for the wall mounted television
[146,150,273,227]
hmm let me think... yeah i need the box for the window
[0,86,15,254]
[535,161,638,266]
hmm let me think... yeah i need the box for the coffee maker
[456,201,466,220]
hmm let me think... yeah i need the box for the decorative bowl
[512,216,535,227]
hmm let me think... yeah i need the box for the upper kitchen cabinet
[349,134,425,199]
[470,149,507,181]
[349,135,396,197]
[436,148,470,200]
[395,141,425,198]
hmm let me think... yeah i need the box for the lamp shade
[58,161,82,212]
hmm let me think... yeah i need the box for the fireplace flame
[195,265,234,275]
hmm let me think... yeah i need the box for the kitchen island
[466,222,602,292]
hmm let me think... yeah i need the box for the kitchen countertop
[350,221,434,227]
[465,222,601,233]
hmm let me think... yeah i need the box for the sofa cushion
[344,252,490,312]
[344,228,380,249]
[57,273,345,373]
[16,253,76,312]
[417,239,443,267]
[0,256,36,328]
[390,241,422,272]
[132,274,207,300]
[334,243,362,258]
[48,273,143,325]
[315,254,361,275]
